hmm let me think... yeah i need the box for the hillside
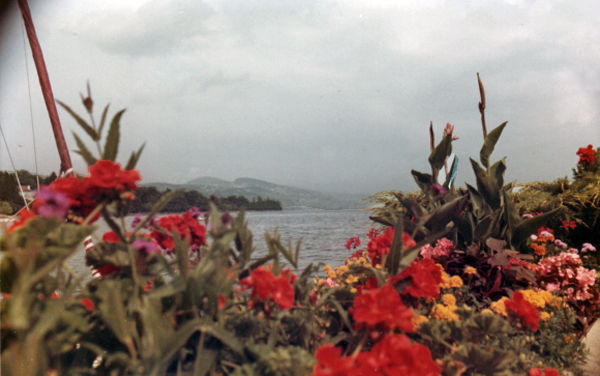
[143,176,367,210]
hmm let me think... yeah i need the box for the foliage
[1,80,598,376]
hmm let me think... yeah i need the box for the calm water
[66,209,375,279]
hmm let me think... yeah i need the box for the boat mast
[18,0,73,176]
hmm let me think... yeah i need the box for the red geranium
[310,344,357,376]
[576,144,596,165]
[529,367,560,376]
[351,283,414,333]
[239,265,295,310]
[150,210,206,252]
[86,160,141,192]
[48,176,98,219]
[393,258,443,299]
[505,291,540,332]
[367,227,416,267]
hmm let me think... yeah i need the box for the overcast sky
[1,0,599,195]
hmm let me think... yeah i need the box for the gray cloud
[1,0,599,196]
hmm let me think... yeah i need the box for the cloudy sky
[1,0,599,195]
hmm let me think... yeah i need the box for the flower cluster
[350,283,414,333]
[394,258,443,299]
[367,227,416,268]
[149,209,206,253]
[576,144,597,165]
[420,237,454,260]
[536,252,598,302]
[505,291,541,332]
[430,293,459,321]
[310,335,441,376]
[239,265,296,310]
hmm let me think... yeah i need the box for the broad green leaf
[98,103,110,138]
[411,170,433,193]
[473,215,493,241]
[489,157,507,189]
[425,195,469,233]
[466,184,485,214]
[480,121,507,169]
[470,158,500,209]
[510,207,561,250]
[103,109,126,161]
[387,217,404,276]
[125,142,146,170]
[96,281,135,352]
[503,190,522,238]
[57,100,99,141]
[428,134,453,176]
[73,132,97,166]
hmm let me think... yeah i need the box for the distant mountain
[142,176,369,210]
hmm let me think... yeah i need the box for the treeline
[130,186,283,213]
[0,170,282,214]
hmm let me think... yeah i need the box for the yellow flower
[538,290,553,305]
[464,266,477,275]
[449,276,464,288]
[442,294,457,307]
[411,314,429,328]
[439,272,451,289]
[551,296,564,308]
[431,304,459,321]
[327,271,337,279]
[338,265,349,273]
[490,297,510,317]
[480,309,494,315]
[540,312,551,321]
[520,290,546,309]
[358,257,366,264]
[323,265,332,272]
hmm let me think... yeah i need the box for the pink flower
[582,243,596,253]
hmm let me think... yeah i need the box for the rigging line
[0,122,31,209]
[22,19,40,189]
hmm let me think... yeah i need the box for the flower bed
[1,82,599,376]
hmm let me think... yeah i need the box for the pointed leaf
[103,109,125,161]
[98,103,110,138]
[393,192,424,219]
[428,134,453,175]
[387,217,404,276]
[489,157,507,189]
[511,207,561,250]
[57,100,99,141]
[73,132,97,166]
[411,170,433,193]
[125,142,146,170]
[470,158,500,208]
[425,195,469,232]
[480,121,507,169]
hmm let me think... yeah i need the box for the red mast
[18,0,73,176]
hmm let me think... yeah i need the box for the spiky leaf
[103,109,125,161]
[428,134,453,178]
[125,142,146,170]
[480,121,507,169]
[98,103,110,138]
[411,170,433,193]
[489,157,507,189]
[73,132,97,166]
[470,158,500,209]
[57,100,99,141]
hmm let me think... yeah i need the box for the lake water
[67,208,375,279]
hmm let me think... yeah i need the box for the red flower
[356,334,441,376]
[577,145,597,164]
[239,265,295,310]
[367,227,416,268]
[310,344,357,376]
[351,283,414,333]
[344,237,361,251]
[6,209,36,234]
[218,294,226,310]
[393,258,443,299]
[150,209,207,252]
[102,231,121,243]
[505,291,540,332]
[48,176,98,219]
[81,297,95,311]
[529,367,560,376]
[562,220,576,230]
[87,160,141,192]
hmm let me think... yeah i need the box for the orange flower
[7,209,35,234]
[530,243,546,256]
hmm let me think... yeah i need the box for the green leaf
[387,217,404,276]
[411,170,433,193]
[470,158,500,209]
[425,195,469,233]
[125,142,146,170]
[103,109,126,161]
[57,100,99,141]
[96,281,135,352]
[73,132,97,166]
[510,207,561,250]
[428,134,453,178]
[489,157,507,189]
[393,192,424,219]
[480,121,507,169]
[98,103,110,138]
